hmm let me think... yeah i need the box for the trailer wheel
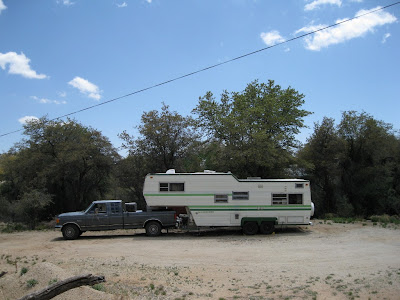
[260,222,275,234]
[62,224,80,240]
[145,221,162,237]
[242,222,258,235]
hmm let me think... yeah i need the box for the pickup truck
[55,200,176,239]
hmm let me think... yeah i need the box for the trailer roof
[147,172,308,182]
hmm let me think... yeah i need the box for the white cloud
[18,116,39,125]
[58,0,75,6]
[305,0,342,11]
[31,96,67,105]
[68,76,101,100]
[58,91,67,98]
[295,6,397,51]
[382,33,391,43]
[117,2,127,8]
[0,0,7,14]
[146,0,152,3]
[0,52,47,79]
[260,30,285,46]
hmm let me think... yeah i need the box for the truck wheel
[62,224,80,240]
[260,222,275,234]
[145,221,162,237]
[242,222,258,235]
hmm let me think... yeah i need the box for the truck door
[85,202,110,230]
[108,202,123,230]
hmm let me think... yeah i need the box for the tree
[15,189,53,229]
[297,117,344,216]
[338,111,398,216]
[193,79,312,178]
[120,103,202,172]
[300,111,400,217]
[0,117,119,215]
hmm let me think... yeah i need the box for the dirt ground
[0,221,400,300]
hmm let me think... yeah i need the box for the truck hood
[58,211,85,218]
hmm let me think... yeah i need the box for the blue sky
[0,0,399,154]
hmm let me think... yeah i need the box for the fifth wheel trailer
[143,170,314,235]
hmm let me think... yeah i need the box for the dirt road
[1,221,399,299]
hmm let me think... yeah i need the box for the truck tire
[260,222,275,234]
[145,221,162,237]
[62,224,80,240]
[242,222,258,235]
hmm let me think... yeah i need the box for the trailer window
[232,191,249,200]
[159,183,169,191]
[215,194,228,203]
[289,194,303,204]
[295,183,304,189]
[272,194,288,205]
[272,194,303,205]
[170,183,184,191]
[159,182,185,192]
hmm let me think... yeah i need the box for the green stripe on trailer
[144,194,216,197]
[189,208,311,211]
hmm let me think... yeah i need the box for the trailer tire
[145,221,162,237]
[242,222,258,235]
[62,224,80,240]
[260,222,275,234]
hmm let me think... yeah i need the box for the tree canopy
[193,79,312,178]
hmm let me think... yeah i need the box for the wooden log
[18,273,105,300]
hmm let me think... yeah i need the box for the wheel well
[144,219,162,228]
[241,217,277,227]
[61,222,81,231]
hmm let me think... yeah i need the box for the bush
[370,215,400,224]
[1,223,27,233]
[26,279,38,288]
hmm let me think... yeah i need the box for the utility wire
[1,1,399,138]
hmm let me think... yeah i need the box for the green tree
[300,111,400,217]
[193,79,312,178]
[298,117,344,216]
[338,111,398,216]
[15,189,53,229]
[120,103,201,172]
[0,117,119,215]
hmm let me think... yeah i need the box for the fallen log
[18,273,105,300]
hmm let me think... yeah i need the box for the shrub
[92,283,106,292]
[20,267,28,276]
[1,223,27,233]
[26,279,38,288]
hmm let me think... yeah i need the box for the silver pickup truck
[55,200,176,239]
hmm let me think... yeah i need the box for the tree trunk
[18,274,105,300]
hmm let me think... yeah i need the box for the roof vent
[204,170,216,173]
[166,169,176,174]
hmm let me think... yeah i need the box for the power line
[1,2,399,138]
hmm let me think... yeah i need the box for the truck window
[87,203,107,214]
[110,202,121,214]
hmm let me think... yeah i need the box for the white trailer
[143,170,314,234]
